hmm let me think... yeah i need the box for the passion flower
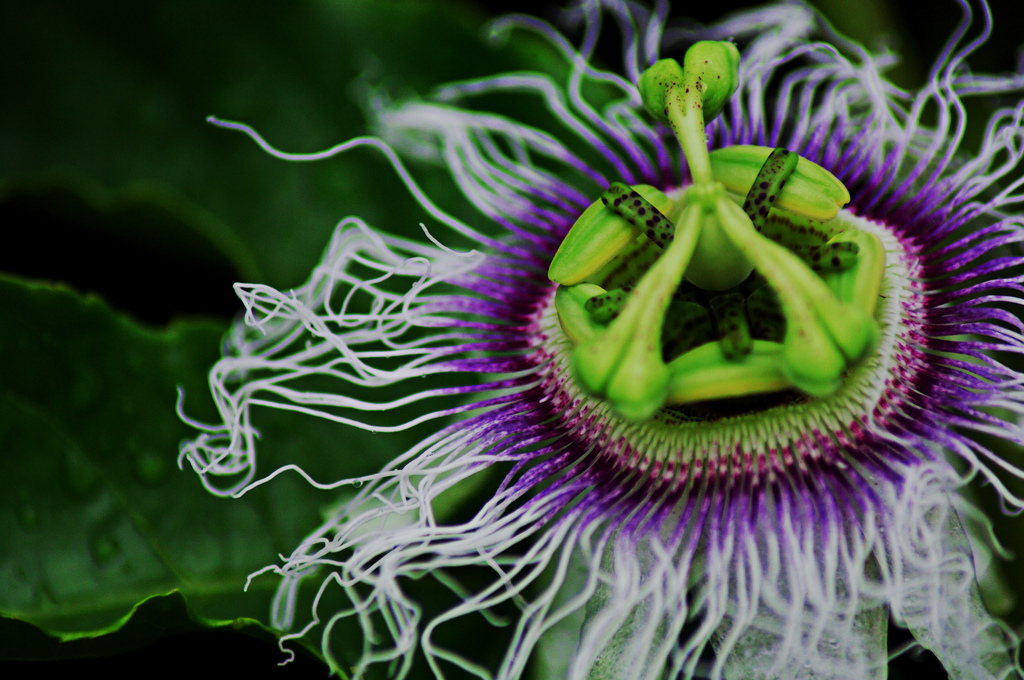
[180,2,1024,678]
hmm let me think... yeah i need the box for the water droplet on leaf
[133,449,168,485]
[16,495,38,529]
[63,449,101,499]
[89,533,121,567]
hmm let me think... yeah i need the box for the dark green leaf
[0,0,556,299]
[0,0,556,666]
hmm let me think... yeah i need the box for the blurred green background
[1,0,1020,677]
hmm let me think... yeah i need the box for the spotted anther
[601,181,675,247]
[661,301,715,360]
[742,147,798,232]
[709,293,752,360]
[791,242,859,272]
[584,286,633,323]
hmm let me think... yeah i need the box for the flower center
[539,208,907,473]
[548,42,887,422]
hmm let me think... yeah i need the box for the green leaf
[0,279,341,655]
[0,0,556,293]
[0,280,209,622]
[0,590,281,661]
[0,0,560,669]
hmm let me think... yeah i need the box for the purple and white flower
[180,1,1024,678]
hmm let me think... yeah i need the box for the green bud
[638,43,739,128]
[681,40,741,123]
[800,273,878,365]
[599,339,671,421]
[710,145,850,220]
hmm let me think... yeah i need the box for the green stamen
[710,145,850,220]
[554,283,607,345]
[715,196,876,393]
[572,204,703,421]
